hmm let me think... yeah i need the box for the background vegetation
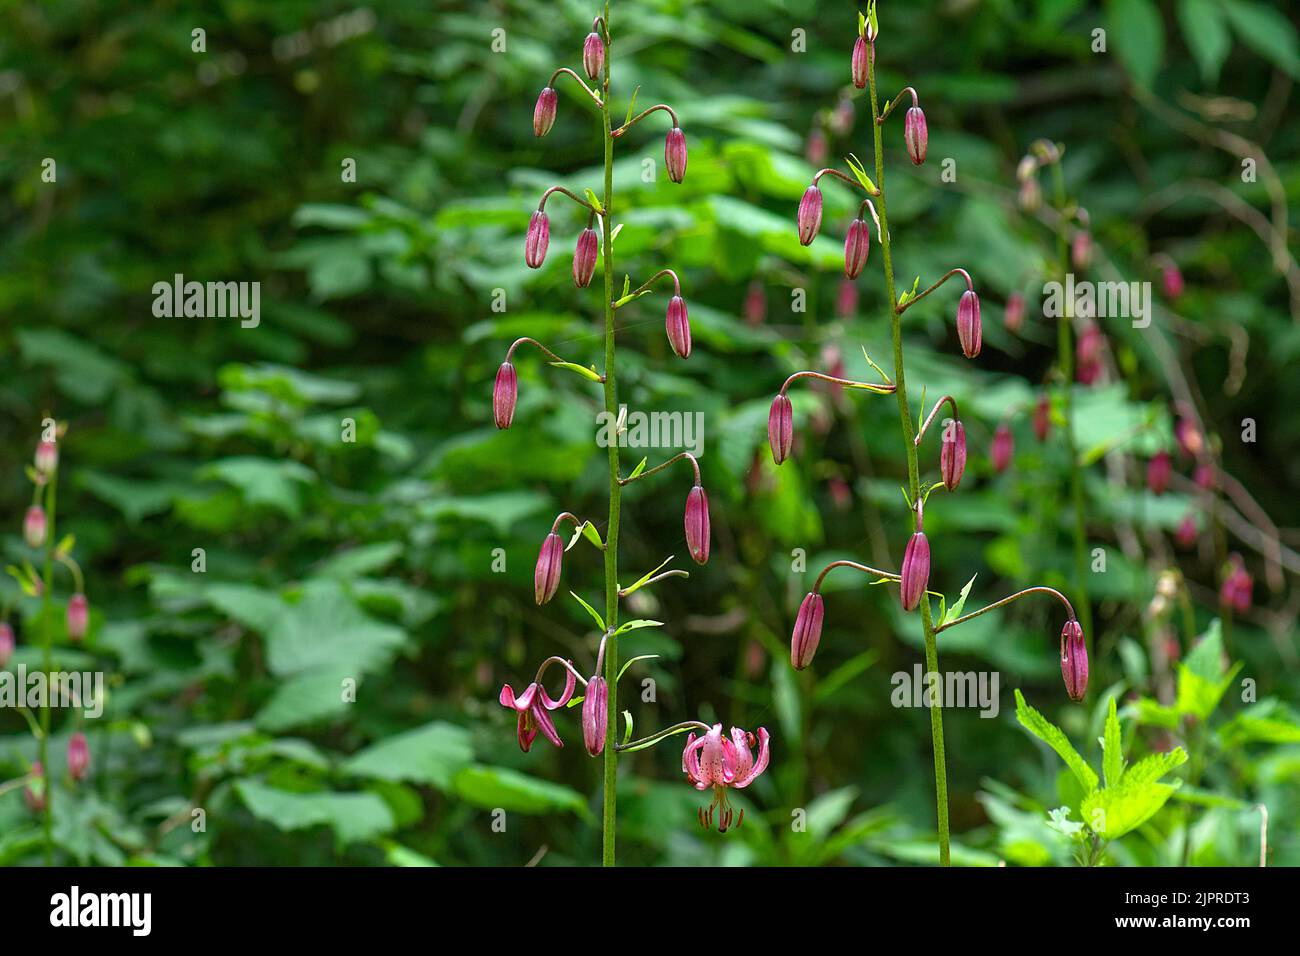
[0,0,1296,866]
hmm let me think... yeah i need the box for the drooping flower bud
[836,278,858,317]
[768,394,793,465]
[493,362,517,430]
[1018,176,1042,213]
[582,676,608,756]
[1033,394,1050,442]
[524,210,550,268]
[685,484,710,565]
[991,423,1013,474]
[1175,513,1198,549]
[1071,230,1093,271]
[851,36,869,89]
[533,87,558,137]
[1162,263,1184,300]
[957,289,981,358]
[666,295,691,359]
[582,31,605,80]
[744,280,766,326]
[534,532,564,605]
[1004,291,1025,334]
[24,505,46,549]
[0,622,13,669]
[573,227,599,288]
[24,762,45,813]
[904,107,928,166]
[665,127,688,184]
[844,218,870,279]
[1174,418,1203,458]
[66,593,88,642]
[831,96,854,136]
[1060,619,1088,702]
[797,185,823,245]
[940,420,966,491]
[790,591,825,670]
[900,531,930,612]
[67,731,90,781]
[1147,451,1171,495]
[35,441,58,475]
[1194,462,1217,490]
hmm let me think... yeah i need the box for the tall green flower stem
[39,467,57,864]
[1046,158,1094,653]
[596,1,620,869]
[867,47,950,867]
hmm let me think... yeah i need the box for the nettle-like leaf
[1102,696,1125,788]
[1014,690,1098,792]
[1081,748,1187,840]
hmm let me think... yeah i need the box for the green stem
[868,49,950,867]
[40,468,57,865]
[599,0,620,869]
[1049,162,1094,654]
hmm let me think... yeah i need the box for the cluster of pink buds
[682,724,770,831]
[1220,554,1253,614]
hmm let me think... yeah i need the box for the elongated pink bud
[851,36,868,89]
[493,362,517,429]
[35,440,58,475]
[744,280,766,326]
[533,87,557,137]
[582,31,605,80]
[1194,462,1217,490]
[525,210,550,268]
[24,505,46,549]
[665,127,687,184]
[768,394,793,465]
[66,593,88,642]
[1071,230,1093,271]
[790,591,825,670]
[940,420,966,491]
[904,106,928,165]
[666,295,691,359]
[1175,513,1198,549]
[0,622,13,668]
[68,731,90,781]
[836,278,857,317]
[1033,394,1050,442]
[685,484,710,564]
[1060,619,1088,702]
[1077,320,1102,367]
[1004,291,1025,334]
[1147,450,1171,495]
[797,185,823,246]
[844,218,870,278]
[1162,263,1184,300]
[900,532,930,611]
[534,532,564,605]
[992,423,1013,474]
[957,289,981,358]
[582,676,608,756]
[573,227,599,288]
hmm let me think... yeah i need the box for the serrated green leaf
[1103,696,1124,787]
[1015,689,1099,793]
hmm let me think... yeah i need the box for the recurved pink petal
[731,727,770,789]
[539,664,577,710]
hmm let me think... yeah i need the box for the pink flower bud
[836,278,857,317]
[1071,230,1093,271]
[1163,263,1184,300]
[525,210,550,268]
[1147,451,1171,495]
[1018,176,1042,213]
[957,289,981,358]
[665,127,688,184]
[991,423,1013,474]
[24,505,46,549]
[66,593,88,642]
[534,532,564,605]
[666,295,691,359]
[744,280,766,326]
[940,420,966,491]
[35,441,58,475]
[768,394,793,465]
[0,622,13,669]
[843,217,870,278]
[805,127,827,166]
[1004,291,1025,334]
[533,87,558,137]
[1221,555,1252,613]
[1174,418,1203,458]
[851,36,869,88]
[582,31,605,80]
[24,762,45,813]
[685,484,710,565]
[900,531,930,611]
[582,676,608,756]
[797,185,823,246]
[1194,462,1217,490]
[1060,619,1088,702]
[1175,513,1198,549]
[1076,320,1102,366]
[68,731,90,781]
[573,227,599,288]
[790,591,825,670]
[1033,394,1050,442]
[493,362,517,429]
[904,107,928,165]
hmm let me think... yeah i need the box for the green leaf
[1223,0,1300,79]
[621,710,633,745]
[616,654,659,682]
[1124,747,1188,787]
[1081,773,1182,840]
[1178,0,1231,82]
[844,153,877,195]
[613,619,664,636]
[624,85,640,125]
[941,575,977,627]
[1014,689,1099,793]
[583,188,605,214]
[453,766,588,816]
[628,457,648,480]
[618,556,675,597]
[1103,696,1124,787]
[341,722,473,790]
[569,591,606,632]
[565,520,604,552]
[235,781,395,846]
[255,669,354,731]
[264,582,406,678]
[548,360,603,382]
[1107,0,1165,89]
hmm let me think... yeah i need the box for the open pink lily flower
[499,667,576,752]
[682,723,770,832]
